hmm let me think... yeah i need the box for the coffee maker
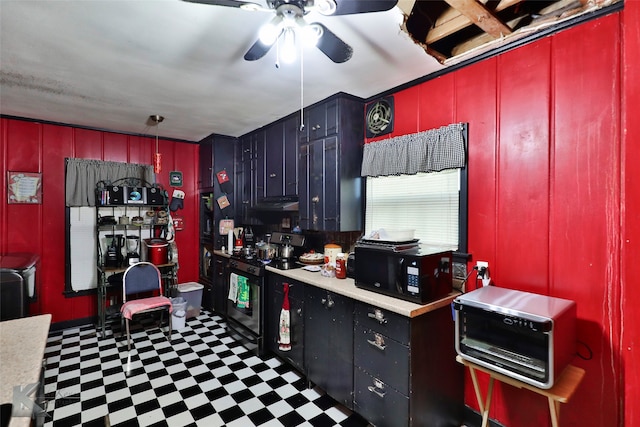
[105,234,124,268]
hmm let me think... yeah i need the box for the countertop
[0,314,52,427]
[215,250,458,318]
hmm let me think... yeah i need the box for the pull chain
[299,40,305,132]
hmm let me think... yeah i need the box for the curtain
[361,123,467,177]
[65,159,155,206]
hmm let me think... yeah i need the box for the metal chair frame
[121,262,172,353]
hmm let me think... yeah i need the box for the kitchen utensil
[105,234,124,267]
[256,234,278,262]
[144,238,169,265]
[324,243,342,265]
[280,235,295,259]
[125,236,140,265]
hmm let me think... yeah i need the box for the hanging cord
[299,38,305,132]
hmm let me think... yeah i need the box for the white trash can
[176,282,204,319]
[171,297,187,330]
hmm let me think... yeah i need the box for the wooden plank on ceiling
[427,0,521,43]
[442,0,513,38]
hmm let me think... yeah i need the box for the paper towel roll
[228,230,233,254]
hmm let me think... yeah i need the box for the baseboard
[463,405,507,427]
[50,316,97,332]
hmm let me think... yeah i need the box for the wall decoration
[7,171,42,204]
[169,171,183,187]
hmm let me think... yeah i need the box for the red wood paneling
[102,132,128,162]
[1,119,199,323]
[550,15,622,427]
[456,58,499,292]
[418,73,455,131]
[621,2,640,426]
[73,128,103,159]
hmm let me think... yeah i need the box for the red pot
[144,238,169,265]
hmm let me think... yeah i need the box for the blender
[104,234,124,268]
[125,236,140,266]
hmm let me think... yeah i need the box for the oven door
[227,271,262,338]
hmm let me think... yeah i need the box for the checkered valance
[361,123,467,177]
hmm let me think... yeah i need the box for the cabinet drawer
[354,366,409,427]
[354,324,410,395]
[354,302,410,345]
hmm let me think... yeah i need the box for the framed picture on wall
[7,171,42,204]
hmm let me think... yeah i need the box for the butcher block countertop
[215,250,458,318]
[0,314,51,427]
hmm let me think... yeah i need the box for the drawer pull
[367,378,386,398]
[368,309,388,324]
[367,333,386,351]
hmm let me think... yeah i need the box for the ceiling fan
[182,0,398,63]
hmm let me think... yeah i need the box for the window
[361,122,469,256]
[365,168,467,253]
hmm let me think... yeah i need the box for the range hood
[251,196,299,212]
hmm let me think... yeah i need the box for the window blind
[365,170,460,247]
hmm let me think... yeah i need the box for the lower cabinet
[212,255,229,316]
[304,285,354,409]
[266,275,305,373]
[264,274,463,426]
[353,302,463,427]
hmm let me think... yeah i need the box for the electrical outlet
[476,261,489,279]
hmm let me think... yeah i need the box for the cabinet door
[235,136,253,222]
[254,130,266,201]
[305,286,354,409]
[307,139,325,230]
[212,255,228,316]
[298,142,311,230]
[199,137,214,189]
[283,116,299,196]
[265,122,285,198]
[267,276,305,373]
[322,135,339,231]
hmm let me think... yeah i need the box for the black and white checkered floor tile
[42,311,370,427]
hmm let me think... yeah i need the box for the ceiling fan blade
[313,23,353,63]
[331,0,398,15]
[181,0,265,10]
[244,37,277,61]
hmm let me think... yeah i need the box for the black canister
[346,252,356,278]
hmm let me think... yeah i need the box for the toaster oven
[453,286,576,389]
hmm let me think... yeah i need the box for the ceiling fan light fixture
[280,27,297,63]
[239,2,263,11]
[259,15,283,45]
[315,0,337,15]
[301,22,323,47]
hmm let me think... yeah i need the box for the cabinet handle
[321,297,334,308]
[269,173,277,178]
[367,333,386,351]
[367,309,388,324]
[367,379,386,398]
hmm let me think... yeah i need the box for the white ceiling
[0,0,445,141]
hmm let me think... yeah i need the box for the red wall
[0,120,200,323]
[366,7,638,427]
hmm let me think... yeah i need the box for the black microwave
[354,246,453,304]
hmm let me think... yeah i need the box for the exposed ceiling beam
[442,0,513,39]
[426,0,521,44]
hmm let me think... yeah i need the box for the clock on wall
[365,96,394,138]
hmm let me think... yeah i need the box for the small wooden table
[456,356,585,427]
